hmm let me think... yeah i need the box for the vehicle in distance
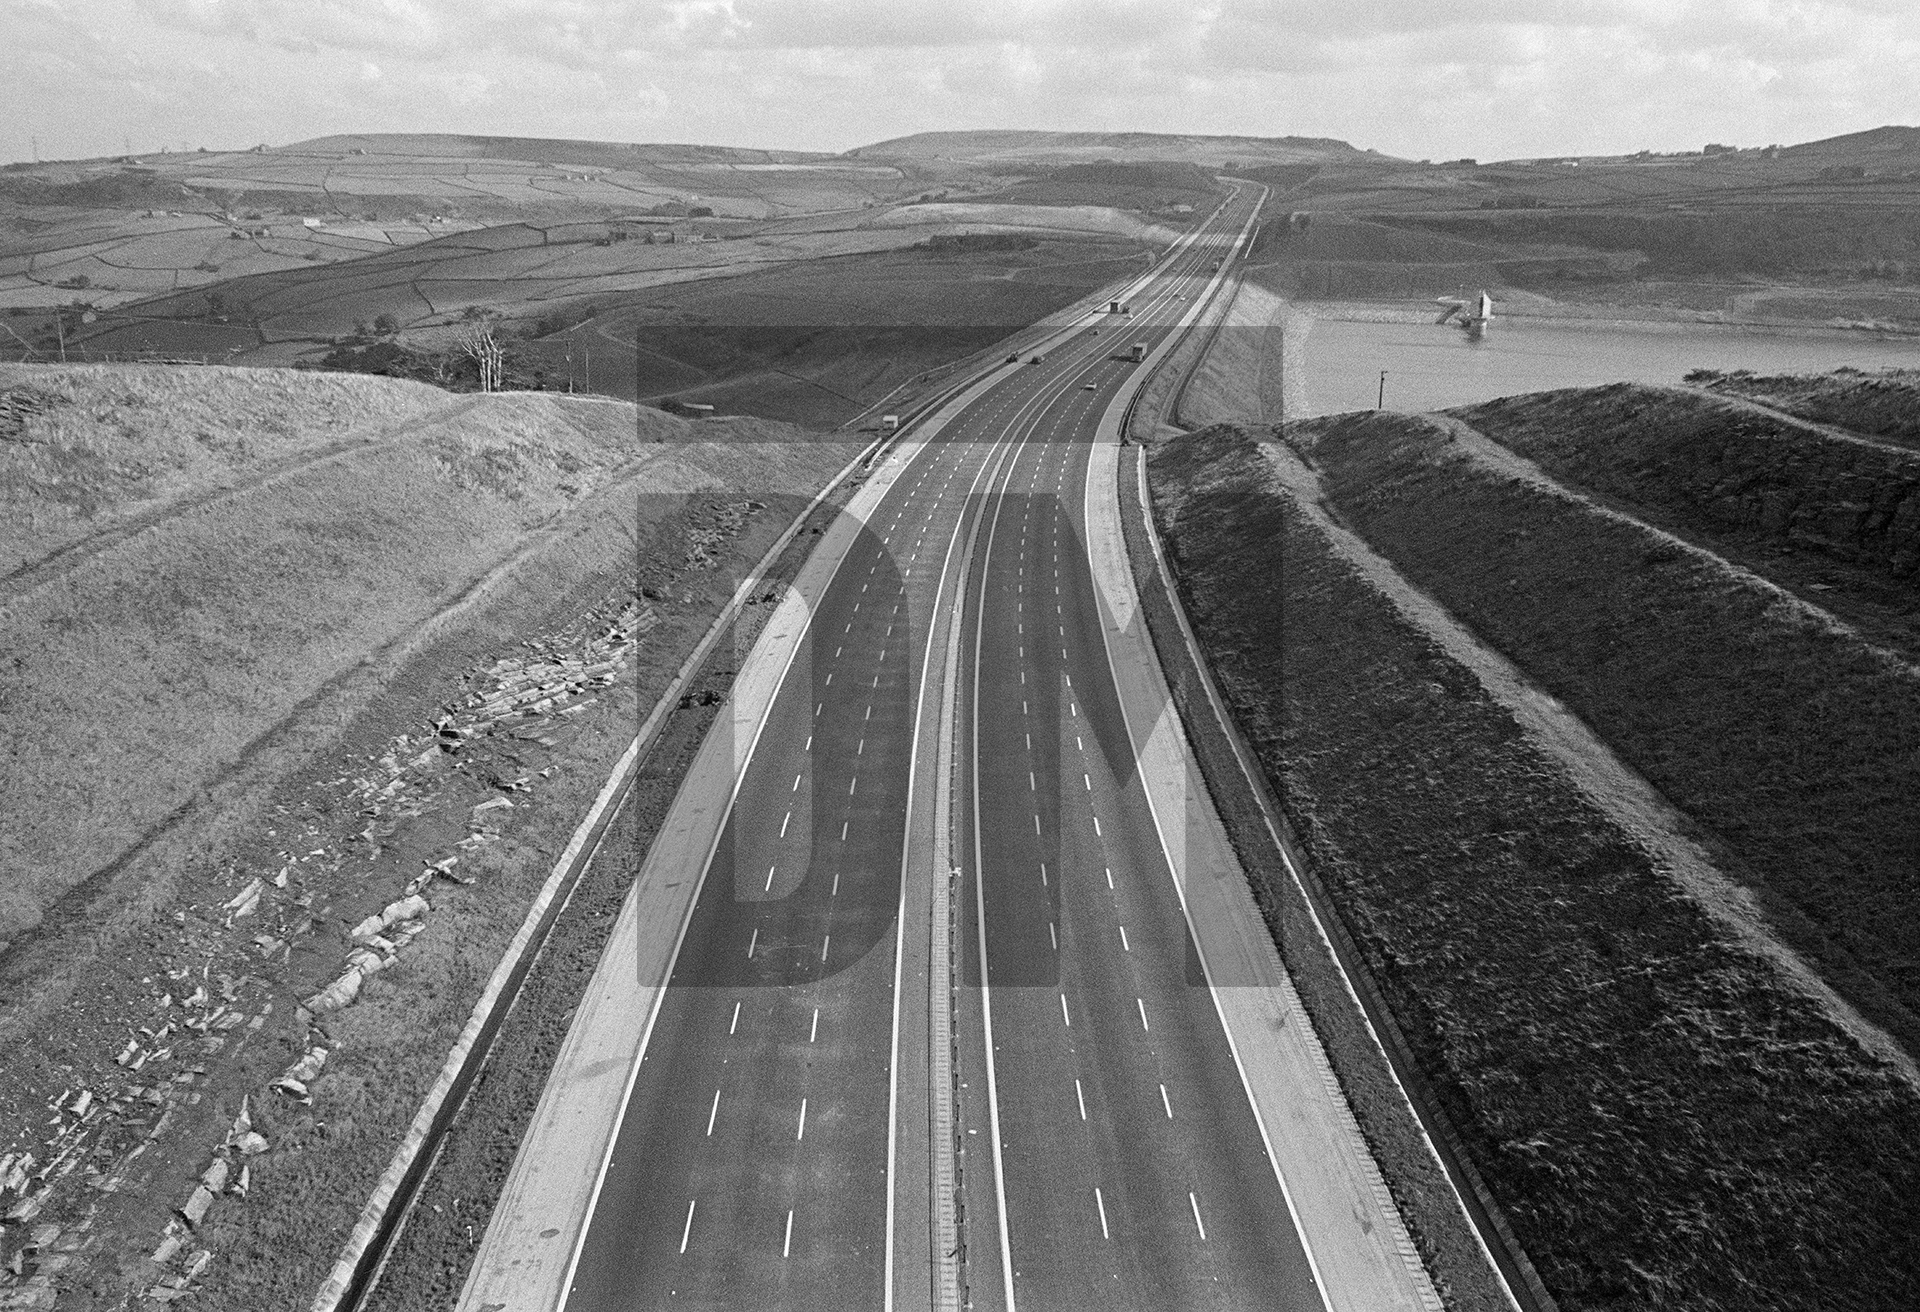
[1130,343,1147,362]
[1083,383,1097,390]
[1006,354,1020,363]
[1029,354,1045,364]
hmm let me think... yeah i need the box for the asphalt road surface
[563,189,1301,1311]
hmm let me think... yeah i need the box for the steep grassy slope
[1687,367,1920,447]
[0,364,843,952]
[1148,423,1920,1311]
[1453,382,1920,659]
[1290,408,1920,1064]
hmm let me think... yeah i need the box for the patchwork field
[2,134,1234,427]
[1145,408,1920,1310]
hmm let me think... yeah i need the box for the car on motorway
[1029,354,1044,364]
[1005,354,1020,363]
[1083,383,1097,390]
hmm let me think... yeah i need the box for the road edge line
[310,428,888,1312]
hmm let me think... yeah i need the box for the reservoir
[1288,314,1920,419]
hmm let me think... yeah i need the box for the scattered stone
[177,1185,215,1228]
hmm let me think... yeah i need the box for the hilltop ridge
[846,128,1377,164]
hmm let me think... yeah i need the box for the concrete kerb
[1125,449,1550,1312]
[452,340,1070,1312]
[430,199,1246,1312]
[1084,430,1442,1312]
[309,426,890,1312]
[1073,189,1447,1312]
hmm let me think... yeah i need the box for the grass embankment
[1686,367,1920,448]
[1173,279,1289,431]
[0,362,862,1306]
[1148,423,1920,1310]
[0,364,761,951]
[1452,382,1920,658]
[0,366,448,578]
[1296,406,1920,1061]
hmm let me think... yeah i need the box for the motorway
[474,185,1372,1310]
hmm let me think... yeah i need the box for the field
[1236,125,1920,329]
[0,362,866,1305]
[1,133,1235,424]
[1145,417,1920,1310]
[531,233,1158,426]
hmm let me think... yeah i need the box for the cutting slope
[1291,405,1920,1064]
[1147,421,1920,1312]
[0,363,839,952]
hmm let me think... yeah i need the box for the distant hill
[846,129,1380,167]
[283,133,834,168]
[984,160,1226,213]
[1781,125,1920,161]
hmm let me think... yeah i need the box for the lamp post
[1377,369,1388,411]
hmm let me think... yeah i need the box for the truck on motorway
[1130,343,1147,362]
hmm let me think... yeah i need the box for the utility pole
[53,307,66,364]
[583,342,591,394]
[1377,370,1388,410]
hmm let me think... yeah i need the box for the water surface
[1290,315,1920,419]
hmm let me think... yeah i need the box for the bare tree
[457,322,505,393]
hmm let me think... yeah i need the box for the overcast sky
[7,0,1917,165]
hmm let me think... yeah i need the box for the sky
[6,0,1918,165]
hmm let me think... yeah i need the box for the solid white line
[1085,409,1342,1312]
[1105,866,1114,890]
[891,415,1036,1312]
[797,1097,808,1141]
[1094,1187,1110,1240]
[746,927,758,958]
[679,1199,696,1254]
[705,1088,720,1136]
[1190,1191,1207,1241]
[1137,998,1150,1032]
[1119,925,1130,951]
[764,864,776,892]
[821,935,831,963]
[729,1001,741,1035]
[1039,862,1047,886]
[1049,922,1057,950]
[810,1008,819,1043]
[1060,993,1072,1027]
[781,811,791,837]
[1075,1078,1088,1121]
[783,1208,794,1258]
[1161,1083,1173,1119]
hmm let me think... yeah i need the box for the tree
[373,312,400,335]
[457,322,505,393]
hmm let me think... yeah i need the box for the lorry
[1130,343,1147,363]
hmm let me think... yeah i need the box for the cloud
[4,0,1917,163]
